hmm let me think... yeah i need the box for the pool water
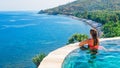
[62,40,120,68]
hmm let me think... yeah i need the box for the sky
[0,0,75,11]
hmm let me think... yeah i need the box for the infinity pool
[62,40,120,68]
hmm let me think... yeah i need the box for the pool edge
[38,37,120,68]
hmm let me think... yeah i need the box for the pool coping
[38,37,120,68]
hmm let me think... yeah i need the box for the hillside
[38,0,120,38]
[38,0,120,15]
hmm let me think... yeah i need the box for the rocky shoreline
[67,15,103,37]
[38,13,103,37]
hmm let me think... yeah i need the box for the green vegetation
[67,33,88,44]
[39,0,120,37]
[32,53,46,67]
[39,0,120,15]
[74,11,120,37]
[102,21,120,37]
[74,11,120,24]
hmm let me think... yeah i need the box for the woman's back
[88,38,99,50]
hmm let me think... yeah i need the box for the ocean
[0,11,91,68]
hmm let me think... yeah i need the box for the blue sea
[0,11,91,68]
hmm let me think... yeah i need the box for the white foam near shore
[38,37,120,68]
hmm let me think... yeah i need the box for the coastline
[39,13,103,37]
[61,15,103,37]
[38,13,102,32]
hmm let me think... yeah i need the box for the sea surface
[0,11,91,68]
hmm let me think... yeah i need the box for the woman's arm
[79,40,89,47]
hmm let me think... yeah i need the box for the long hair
[90,29,99,46]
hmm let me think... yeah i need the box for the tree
[32,53,46,67]
[102,21,120,37]
[67,33,88,44]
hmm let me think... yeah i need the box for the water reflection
[80,46,98,68]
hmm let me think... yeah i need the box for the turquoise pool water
[62,40,120,68]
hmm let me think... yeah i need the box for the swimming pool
[62,40,120,68]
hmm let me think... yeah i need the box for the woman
[79,29,99,55]
[79,29,107,63]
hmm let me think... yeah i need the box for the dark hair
[90,29,99,46]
